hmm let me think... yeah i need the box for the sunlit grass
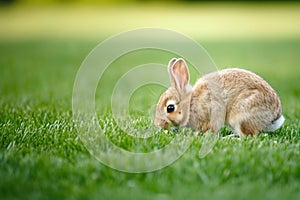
[0,38,299,199]
[0,3,300,40]
[0,3,300,199]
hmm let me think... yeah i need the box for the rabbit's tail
[265,115,285,132]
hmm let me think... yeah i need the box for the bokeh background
[1,0,300,101]
[1,0,300,40]
[1,0,300,200]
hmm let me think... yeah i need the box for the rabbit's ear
[168,58,178,87]
[168,58,190,91]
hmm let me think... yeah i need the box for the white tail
[265,115,285,132]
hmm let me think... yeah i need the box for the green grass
[1,38,300,200]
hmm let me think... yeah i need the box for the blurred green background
[1,1,300,200]
[1,0,300,41]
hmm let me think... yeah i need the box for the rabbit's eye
[167,104,175,113]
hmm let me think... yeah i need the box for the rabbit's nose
[162,122,169,130]
[155,118,169,129]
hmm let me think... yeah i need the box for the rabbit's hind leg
[239,120,261,136]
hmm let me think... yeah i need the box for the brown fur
[154,59,283,137]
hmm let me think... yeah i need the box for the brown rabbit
[154,58,284,137]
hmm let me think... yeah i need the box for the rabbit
[154,58,284,137]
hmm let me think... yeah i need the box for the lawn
[1,3,300,200]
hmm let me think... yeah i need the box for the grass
[1,3,300,40]
[0,3,300,199]
[1,38,300,200]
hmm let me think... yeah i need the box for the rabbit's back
[217,68,281,118]
[193,68,282,135]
